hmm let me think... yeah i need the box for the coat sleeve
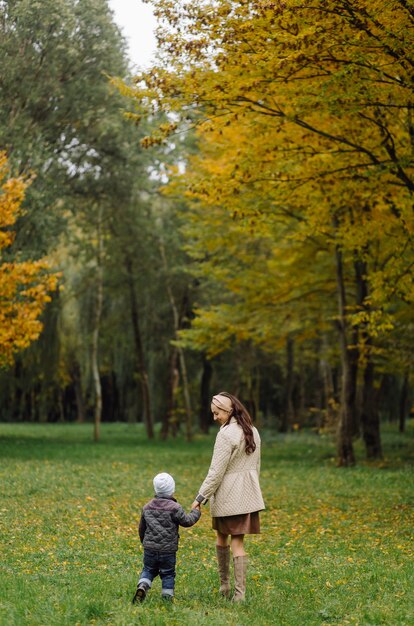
[138,511,146,543]
[173,505,201,528]
[196,430,233,503]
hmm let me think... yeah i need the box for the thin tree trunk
[57,389,65,422]
[92,208,103,443]
[245,371,257,422]
[71,361,85,423]
[280,336,295,432]
[161,346,180,440]
[334,244,356,466]
[199,354,213,433]
[320,334,336,430]
[159,239,193,441]
[354,259,382,458]
[298,353,305,425]
[360,356,382,458]
[74,380,85,423]
[399,371,409,433]
[253,368,261,427]
[124,255,154,439]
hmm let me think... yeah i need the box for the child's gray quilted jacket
[139,496,200,552]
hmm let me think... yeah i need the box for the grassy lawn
[0,421,413,626]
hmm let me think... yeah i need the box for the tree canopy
[121,0,414,460]
[0,0,412,456]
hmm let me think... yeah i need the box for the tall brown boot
[233,555,248,602]
[216,545,231,598]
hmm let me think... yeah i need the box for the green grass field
[0,422,413,626]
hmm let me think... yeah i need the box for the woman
[192,392,265,601]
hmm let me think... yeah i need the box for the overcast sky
[108,0,157,69]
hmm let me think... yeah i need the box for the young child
[132,472,201,603]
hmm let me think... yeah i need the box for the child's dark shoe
[162,594,174,603]
[132,583,149,604]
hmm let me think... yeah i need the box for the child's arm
[173,504,201,527]
[138,512,147,543]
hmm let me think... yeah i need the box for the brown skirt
[212,511,261,535]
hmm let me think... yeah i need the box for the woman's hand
[191,500,201,510]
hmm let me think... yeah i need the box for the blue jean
[139,550,176,596]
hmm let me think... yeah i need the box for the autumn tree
[124,0,414,463]
[0,153,58,366]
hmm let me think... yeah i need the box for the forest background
[0,0,413,467]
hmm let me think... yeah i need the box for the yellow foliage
[123,1,414,356]
[0,153,59,366]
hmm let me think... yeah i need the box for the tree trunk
[334,244,356,466]
[280,335,295,432]
[161,346,180,440]
[199,354,213,433]
[252,368,261,427]
[57,389,65,422]
[71,361,85,423]
[354,258,382,458]
[92,209,103,443]
[159,239,193,441]
[176,330,193,441]
[320,334,337,430]
[360,357,382,458]
[297,348,306,426]
[399,371,409,433]
[124,255,154,439]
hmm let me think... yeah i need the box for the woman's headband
[211,394,232,412]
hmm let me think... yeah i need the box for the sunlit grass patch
[0,422,413,625]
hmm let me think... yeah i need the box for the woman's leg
[230,534,246,557]
[231,535,248,601]
[216,530,229,547]
[216,531,231,597]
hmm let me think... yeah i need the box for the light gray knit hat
[153,472,175,497]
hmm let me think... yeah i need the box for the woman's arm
[194,430,233,504]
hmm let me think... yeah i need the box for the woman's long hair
[218,391,256,455]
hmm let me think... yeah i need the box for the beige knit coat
[198,417,265,517]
